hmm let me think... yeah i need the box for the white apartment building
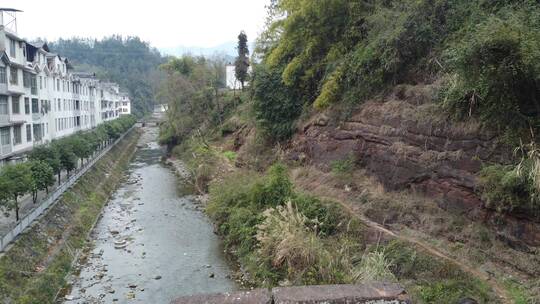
[119,92,131,115]
[0,8,132,164]
[225,63,251,90]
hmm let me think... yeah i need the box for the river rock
[114,240,127,249]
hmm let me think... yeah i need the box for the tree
[69,135,92,164]
[253,65,302,141]
[29,160,55,203]
[0,163,32,221]
[29,146,62,185]
[95,125,109,149]
[235,31,250,90]
[55,141,77,177]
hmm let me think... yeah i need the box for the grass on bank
[0,130,140,304]
[205,163,498,303]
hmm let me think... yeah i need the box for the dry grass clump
[257,201,322,273]
[256,200,394,285]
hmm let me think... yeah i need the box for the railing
[0,114,9,125]
[0,126,135,252]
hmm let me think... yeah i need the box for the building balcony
[0,143,12,157]
[32,113,42,121]
[0,114,9,126]
[7,81,25,94]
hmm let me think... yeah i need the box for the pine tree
[235,31,250,90]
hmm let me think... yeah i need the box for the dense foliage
[158,55,229,146]
[49,36,166,116]
[251,0,540,141]
[0,115,136,221]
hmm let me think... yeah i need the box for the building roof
[29,41,50,52]
[72,72,96,78]
[0,8,22,12]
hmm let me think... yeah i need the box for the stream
[64,125,237,303]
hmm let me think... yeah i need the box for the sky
[1,0,268,49]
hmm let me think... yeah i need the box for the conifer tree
[235,31,250,90]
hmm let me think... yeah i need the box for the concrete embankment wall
[0,127,136,252]
[0,128,141,303]
[172,283,410,304]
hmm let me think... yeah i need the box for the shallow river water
[65,126,236,303]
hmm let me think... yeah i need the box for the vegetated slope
[252,1,540,237]
[158,0,540,302]
[49,36,166,116]
[252,0,540,141]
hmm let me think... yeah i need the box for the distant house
[154,104,167,113]
[119,92,131,115]
[225,63,251,90]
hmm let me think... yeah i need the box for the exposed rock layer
[288,85,540,246]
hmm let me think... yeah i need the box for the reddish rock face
[289,96,540,246]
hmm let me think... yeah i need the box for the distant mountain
[160,41,255,62]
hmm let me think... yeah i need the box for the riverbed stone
[171,289,272,304]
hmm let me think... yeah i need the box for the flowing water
[65,126,236,303]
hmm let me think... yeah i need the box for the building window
[9,40,16,58]
[24,97,30,114]
[26,124,31,142]
[57,79,60,91]
[0,127,10,146]
[31,98,39,114]
[13,125,21,145]
[39,76,42,89]
[12,96,20,114]
[33,124,42,141]
[9,67,17,85]
[31,75,37,95]
[0,67,6,84]
[23,71,30,88]
[0,96,8,115]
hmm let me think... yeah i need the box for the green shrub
[293,194,344,237]
[222,151,237,162]
[252,65,303,142]
[223,207,261,257]
[250,163,293,208]
[442,8,540,137]
[331,156,355,175]
[478,162,540,218]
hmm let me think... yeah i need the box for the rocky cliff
[288,84,540,247]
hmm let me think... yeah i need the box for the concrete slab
[171,289,272,304]
[272,283,409,304]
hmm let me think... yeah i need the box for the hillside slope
[288,83,540,247]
